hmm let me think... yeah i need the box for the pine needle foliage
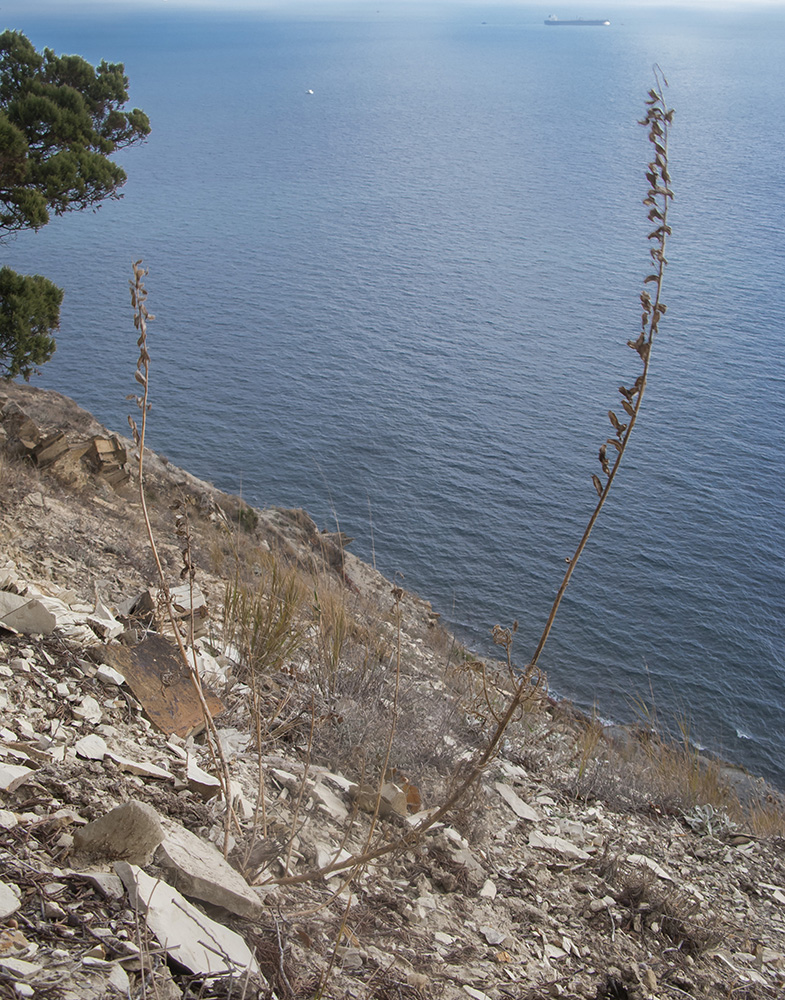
[0,265,63,379]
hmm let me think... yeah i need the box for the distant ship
[544,15,610,26]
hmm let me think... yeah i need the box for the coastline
[2,380,780,805]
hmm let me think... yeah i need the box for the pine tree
[0,30,149,379]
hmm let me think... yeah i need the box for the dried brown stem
[270,75,675,886]
[128,260,237,855]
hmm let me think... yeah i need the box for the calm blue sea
[4,2,784,786]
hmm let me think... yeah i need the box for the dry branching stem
[128,260,237,855]
[270,74,675,886]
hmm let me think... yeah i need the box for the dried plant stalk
[273,74,675,886]
[128,260,237,855]
[415,71,675,828]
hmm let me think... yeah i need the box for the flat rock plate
[106,635,223,738]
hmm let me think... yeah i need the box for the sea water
[3,2,784,786]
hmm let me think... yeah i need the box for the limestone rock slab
[0,881,21,919]
[0,763,33,793]
[156,822,263,919]
[0,592,56,635]
[115,862,259,977]
[528,829,590,861]
[106,752,173,780]
[494,782,541,822]
[74,801,164,864]
[74,735,108,760]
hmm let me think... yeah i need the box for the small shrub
[683,802,737,839]
[223,553,309,679]
[236,503,258,533]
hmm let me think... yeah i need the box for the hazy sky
[4,0,784,31]
[5,0,785,12]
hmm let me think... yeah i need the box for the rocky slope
[1,383,784,1000]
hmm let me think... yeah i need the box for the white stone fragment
[16,719,35,741]
[627,854,675,882]
[711,949,769,986]
[217,727,252,757]
[270,767,302,791]
[74,800,164,864]
[108,962,130,995]
[0,809,18,829]
[0,763,33,793]
[106,752,173,780]
[495,782,541,822]
[79,872,125,900]
[479,879,497,900]
[96,664,126,686]
[315,845,353,877]
[156,821,264,919]
[186,755,221,798]
[228,779,254,819]
[557,818,587,842]
[169,582,206,615]
[0,957,42,977]
[404,808,443,833]
[73,695,102,724]
[27,589,100,645]
[480,925,506,945]
[528,830,590,861]
[320,770,355,792]
[311,779,349,821]
[115,863,259,977]
[87,597,124,640]
[0,559,17,590]
[193,645,225,688]
[497,760,528,782]
[0,881,21,919]
[166,739,188,761]
[376,781,407,816]
[0,592,56,635]
[74,734,108,760]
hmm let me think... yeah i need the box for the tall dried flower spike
[239,77,676,893]
[127,262,236,857]
[393,73,675,844]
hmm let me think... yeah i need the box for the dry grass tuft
[223,554,310,681]
[567,719,785,838]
